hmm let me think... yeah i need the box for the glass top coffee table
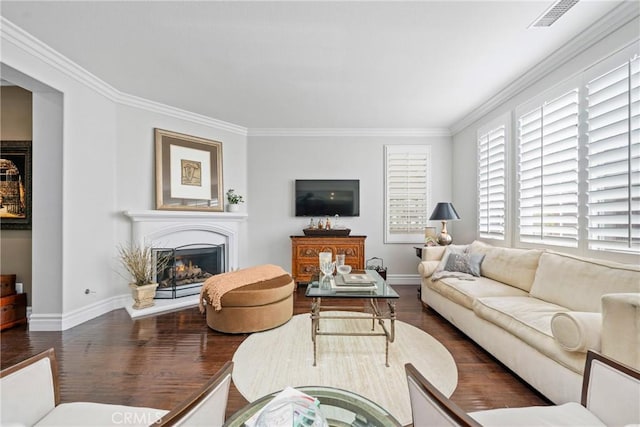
[223,386,402,427]
[305,270,399,367]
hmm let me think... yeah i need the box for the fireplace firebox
[153,244,225,299]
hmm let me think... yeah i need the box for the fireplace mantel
[124,210,248,222]
[123,211,246,267]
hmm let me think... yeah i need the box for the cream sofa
[418,240,640,404]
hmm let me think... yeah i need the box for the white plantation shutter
[478,125,506,240]
[518,89,579,247]
[384,145,431,243]
[586,56,640,252]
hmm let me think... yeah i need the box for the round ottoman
[205,273,295,334]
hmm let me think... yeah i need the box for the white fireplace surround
[123,210,247,317]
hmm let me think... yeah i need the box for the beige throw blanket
[199,264,288,312]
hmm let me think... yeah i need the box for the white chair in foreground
[406,350,640,427]
[155,360,233,426]
[0,348,233,427]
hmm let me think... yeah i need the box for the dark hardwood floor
[0,285,549,422]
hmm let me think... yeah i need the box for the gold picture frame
[155,129,223,211]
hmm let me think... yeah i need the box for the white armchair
[0,348,233,427]
[406,350,640,427]
[155,360,233,427]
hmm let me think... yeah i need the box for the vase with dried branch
[117,243,170,309]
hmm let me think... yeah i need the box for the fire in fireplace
[153,244,225,299]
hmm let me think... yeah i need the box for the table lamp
[429,202,460,246]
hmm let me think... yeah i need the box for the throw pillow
[444,253,485,277]
[434,244,469,274]
[550,311,602,353]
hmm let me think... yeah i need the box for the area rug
[232,311,458,425]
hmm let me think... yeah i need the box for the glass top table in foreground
[223,386,402,427]
[305,270,400,367]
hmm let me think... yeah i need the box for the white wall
[452,16,640,264]
[1,19,249,329]
[247,134,453,283]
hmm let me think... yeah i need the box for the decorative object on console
[117,242,171,309]
[226,189,244,212]
[429,202,460,246]
[303,227,351,236]
[155,128,223,212]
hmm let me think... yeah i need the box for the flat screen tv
[295,179,360,217]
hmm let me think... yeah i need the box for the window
[586,56,639,252]
[511,44,639,256]
[518,89,580,247]
[478,125,506,240]
[384,145,431,243]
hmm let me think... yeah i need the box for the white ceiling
[0,1,627,130]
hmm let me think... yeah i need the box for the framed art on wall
[0,141,32,230]
[155,129,223,211]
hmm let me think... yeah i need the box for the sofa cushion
[469,241,542,292]
[427,276,528,310]
[551,312,602,353]
[529,252,640,312]
[472,296,585,373]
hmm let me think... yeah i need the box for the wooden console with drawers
[1,274,27,331]
[290,235,366,283]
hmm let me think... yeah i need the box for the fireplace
[124,210,246,316]
[153,244,225,299]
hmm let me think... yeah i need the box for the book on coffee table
[330,278,376,292]
[341,273,376,284]
[331,274,376,292]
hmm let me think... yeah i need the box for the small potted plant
[117,243,169,309]
[226,189,244,212]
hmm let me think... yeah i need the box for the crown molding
[449,1,640,135]
[248,128,451,137]
[0,17,248,136]
[114,92,248,135]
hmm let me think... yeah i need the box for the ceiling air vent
[529,0,580,28]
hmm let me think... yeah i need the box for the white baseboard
[29,295,127,331]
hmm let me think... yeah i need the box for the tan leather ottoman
[204,270,295,334]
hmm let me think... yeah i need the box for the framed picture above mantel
[155,129,223,212]
[0,141,32,230]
